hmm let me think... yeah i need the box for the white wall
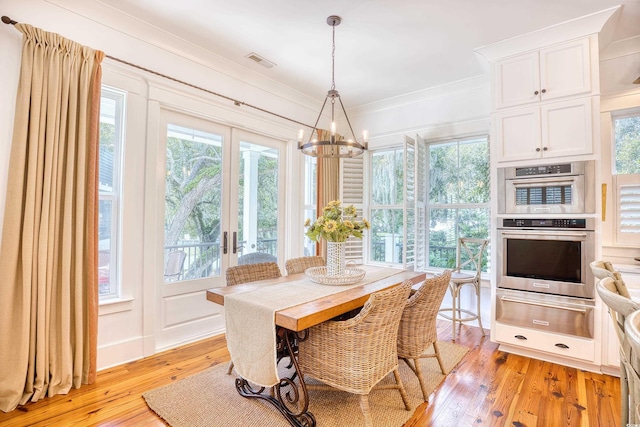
[0,0,516,370]
[0,0,317,369]
[351,74,491,148]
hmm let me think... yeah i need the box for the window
[428,136,490,272]
[612,110,640,245]
[98,86,125,299]
[370,149,405,264]
[303,155,316,256]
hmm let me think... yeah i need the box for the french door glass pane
[370,209,403,263]
[164,124,223,282]
[237,141,279,264]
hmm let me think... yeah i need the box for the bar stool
[438,237,488,341]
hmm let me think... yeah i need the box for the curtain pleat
[315,129,340,257]
[0,23,103,412]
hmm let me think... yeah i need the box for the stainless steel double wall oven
[495,161,596,339]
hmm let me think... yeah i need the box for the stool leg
[451,284,458,341]
[475,281,486,336]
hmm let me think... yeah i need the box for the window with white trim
[369,148,405,264]
[612,109,640,245]
[303,156,317,256]
[427,136,490,272]
[98,86,125,299]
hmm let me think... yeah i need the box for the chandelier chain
[331,25,336,91]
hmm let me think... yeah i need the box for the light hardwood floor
[0,321,620,426]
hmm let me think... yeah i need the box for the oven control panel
[514,163,572,177]
[501,218,591,229]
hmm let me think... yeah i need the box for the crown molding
[474,5,622,61]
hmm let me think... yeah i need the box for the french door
[156,110,285,349]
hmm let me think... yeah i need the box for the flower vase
[326,241,346,277]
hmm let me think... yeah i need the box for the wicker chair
[590,260,631,298]
[298,280,413,427]
[225,262,282,374]
[591,261,639,426]
[397,270,452,401]
[285,256,325,275]
[225,261,281,286]
[438,237,488,341]
[623,310,640,424]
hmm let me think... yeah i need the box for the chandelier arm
[337,96,361,145]
[307,96,330,143]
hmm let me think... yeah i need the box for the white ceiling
[98,0,640,106]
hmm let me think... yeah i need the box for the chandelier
[298,15,368,158]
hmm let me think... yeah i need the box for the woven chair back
[225,262,281,286]
[397,270,452,358]
[285,256,325,275]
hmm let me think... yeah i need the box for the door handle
[233,232,238,254]
[223,232,228,254]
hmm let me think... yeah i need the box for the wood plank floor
[0,321,620,426]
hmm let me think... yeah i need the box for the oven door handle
[499,231,588,238]
[510,178,576,187]
[500,296,588,313]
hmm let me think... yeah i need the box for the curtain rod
[1,15,314,129]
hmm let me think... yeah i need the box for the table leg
[235,328,316,427]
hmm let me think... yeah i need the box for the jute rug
[143,341,469,427]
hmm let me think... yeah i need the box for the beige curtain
[315,129,340,257]
[0,23,104,412]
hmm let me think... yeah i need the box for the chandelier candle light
[305,200,370,276]
[297,15,369,158]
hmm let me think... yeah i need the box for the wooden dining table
[206,265,426,427]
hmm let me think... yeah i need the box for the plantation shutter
[403,136,416,270]
[415,134,428,271]
[341,156,365,263]
[614,174,640,245]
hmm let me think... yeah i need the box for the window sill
[99,297,134,315]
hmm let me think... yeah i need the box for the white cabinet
[495,97,593,162]
[494,322,596,363]
[495,38,592,109]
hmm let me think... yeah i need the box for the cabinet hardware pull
[541,89,547,94]
[555,343,569,349]
[536,147,541,152]
[534,90,539,95]
[511,177,576,187]
[515,335,527,340]
[232,232,238,254]
[500,296,589,312]
[543,147,548,151]
[223,232,228,254]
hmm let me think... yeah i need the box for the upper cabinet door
[539,38,591,102]
[494,38,592,110]
[495,51,540,109]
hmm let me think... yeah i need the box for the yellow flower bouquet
[305,200,370,243]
